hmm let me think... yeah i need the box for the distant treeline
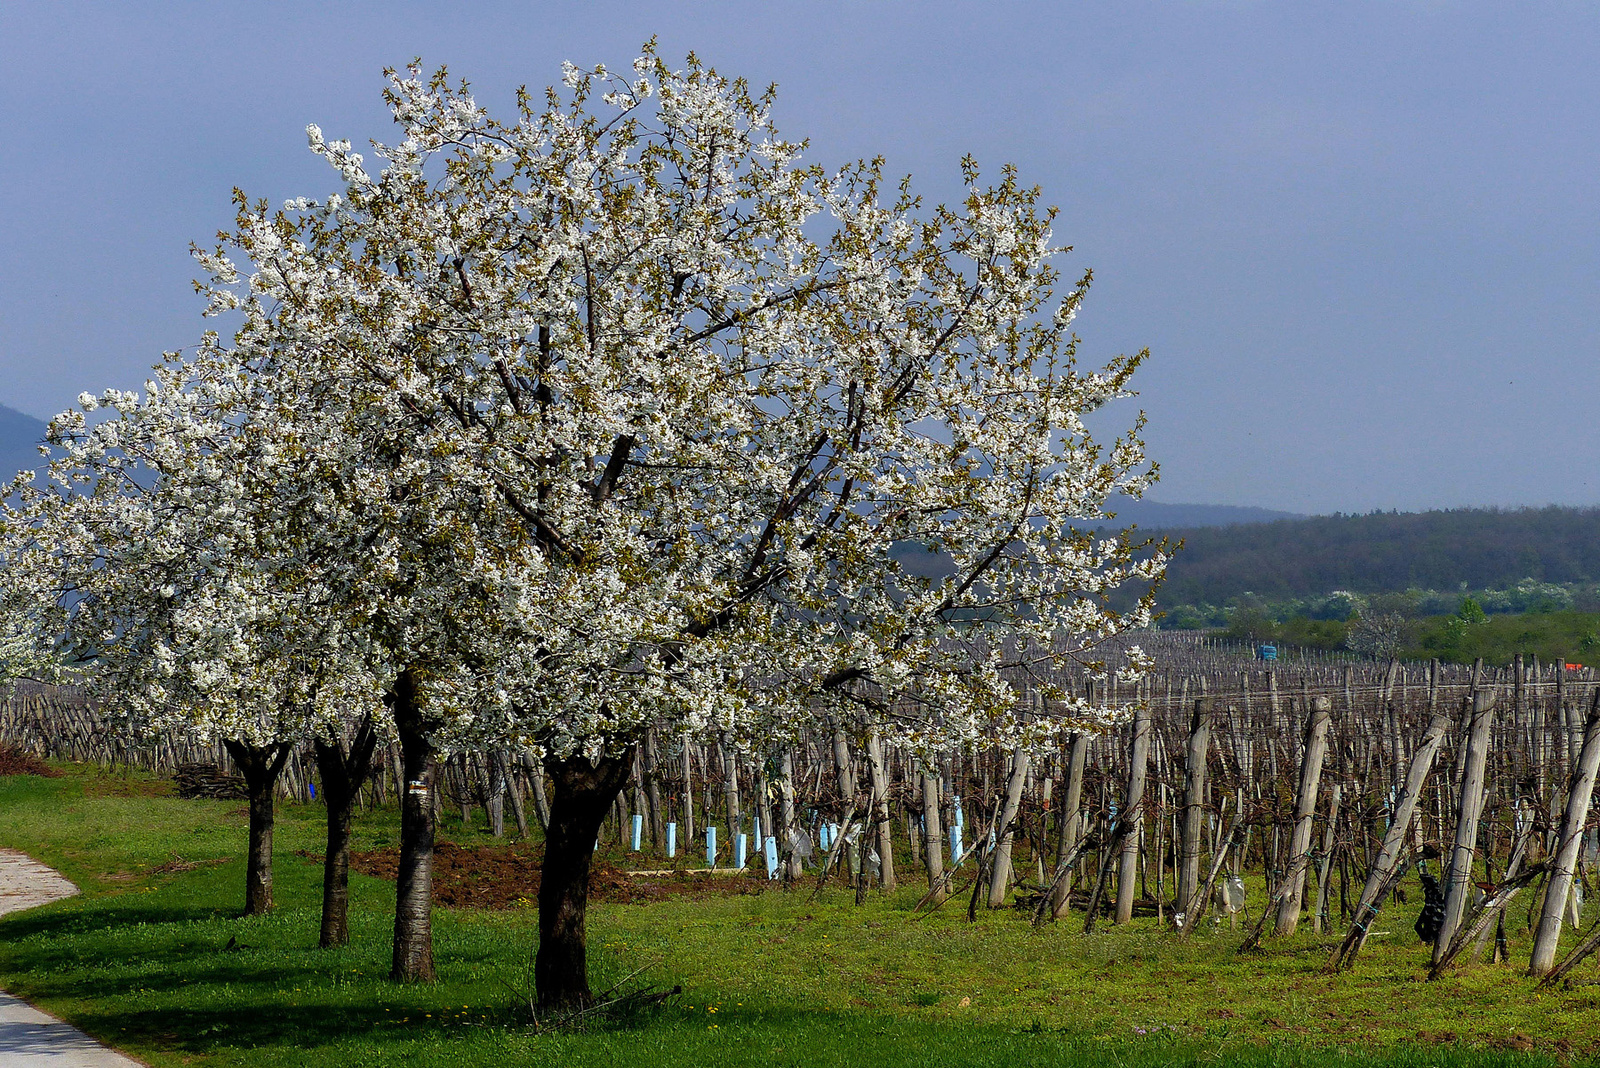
[1214,605,1600,667]
[1137,505,1600,609]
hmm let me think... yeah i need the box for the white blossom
[3,45,1167,761]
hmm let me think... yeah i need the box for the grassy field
[0,763,1595,1067]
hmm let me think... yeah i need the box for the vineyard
[7,632,1598,984]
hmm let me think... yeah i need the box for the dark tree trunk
[536,748,635,1011]
[391,669,439,982]
[223,739,292,917]
[314,716,378,949]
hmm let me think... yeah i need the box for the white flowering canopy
[0,538,59,690]
[12,46,1166,759]
[0,380,387,748]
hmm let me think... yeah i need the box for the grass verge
[0,763,1593,1067]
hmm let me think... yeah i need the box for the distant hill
[0,404,48,485]
[1150,506,1600,607]
[890,497,1305,580]
[1099,496,1302,530]
[894,503,1600,608]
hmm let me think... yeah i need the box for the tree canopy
[2,45,1165,1005]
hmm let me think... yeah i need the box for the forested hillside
[1101,495,1301,529]
[1146,506,1600,607]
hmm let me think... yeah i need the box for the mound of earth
[334,840,771,908]
[0,746,59,777]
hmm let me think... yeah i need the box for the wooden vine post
[1530,689,1600,976]
[1176,697,1212,918]
[1274,695,1332,936]
[1049,730,1090,919]
[986,747,1031,907]
[1328,704,1455,972]
[1432,686,1498,968]
[920,763,946,904]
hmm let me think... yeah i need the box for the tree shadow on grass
[63,1003,430,1056]
[55,1002,1561,1068]
[0,900,222,940]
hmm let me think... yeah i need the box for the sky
[1,1,1596,515]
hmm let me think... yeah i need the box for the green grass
[1403,609,1600,666]
[0,764,1595,1066]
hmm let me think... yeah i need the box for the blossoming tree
[21,44,1165,1009]
[1,371,386,927]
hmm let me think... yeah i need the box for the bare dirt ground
[0,747,58,778]
[311,840,774,908]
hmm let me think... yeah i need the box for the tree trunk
[644,733,665,848]
[681,735,695,843]
[755,758,774,868]
[453,753,474,825]
[536,748,635,1011]
[391,669,438,982]
[313,716,378,949]
[223,738,292,917]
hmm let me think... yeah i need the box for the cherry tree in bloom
[1,464,69,690]
[0,558,57,690]
[22,44,1166,1007]
[1,372,387,928]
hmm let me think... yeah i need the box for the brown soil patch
[0,746,59,777]
[80,770,173,798]
[317,841,771,908]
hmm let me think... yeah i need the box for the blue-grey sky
[2,1,1596,514]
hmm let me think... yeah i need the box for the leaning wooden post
[1432,686,1498,967]
[1529,688,1600,976]
[1327,705,1454,972]
[1114,697,1153,924]
[986,746,1031,907]
[720,736,742,844]
[1312,782,1342,934]
[865,731,896,891]
[920,763,946,904]
[1275,696,1333,936]
[832,727,857,812]
[1050,730,1089,919]
[778,748,803,881]
[1176,697,1212,918]
[674,736,692,844]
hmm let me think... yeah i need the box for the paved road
[0,849,145,1067]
